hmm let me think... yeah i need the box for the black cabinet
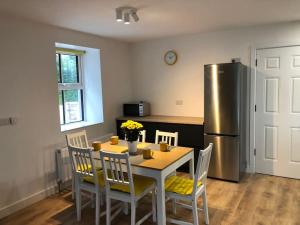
[116,118,204,172]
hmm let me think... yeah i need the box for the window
[56,50,84,125]
[55,43,104,132]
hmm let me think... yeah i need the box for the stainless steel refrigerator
[204,62,248,182]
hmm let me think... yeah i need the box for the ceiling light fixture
[115,6,139,24]
[124,12,130,25]
[131,11,139,22]
[116,8,123,22]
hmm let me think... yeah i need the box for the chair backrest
[68,145,99,186]
[100,151,135,195]
[139,130,146,142]
[192,143,213,195]
[66,130,89,148]
[155,130,178,146]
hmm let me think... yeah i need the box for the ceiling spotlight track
[115,6,139,24]
[124,12,130,24]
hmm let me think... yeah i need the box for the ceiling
[1,0,300,43]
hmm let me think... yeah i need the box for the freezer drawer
[204,134,240,182]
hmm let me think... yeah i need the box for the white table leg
[156,175,166,225]
[189,152,195,179]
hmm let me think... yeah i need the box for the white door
[255,46,300,179]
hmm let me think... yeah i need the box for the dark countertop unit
[116,115,204,125]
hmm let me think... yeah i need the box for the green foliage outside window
[56,53,80,102]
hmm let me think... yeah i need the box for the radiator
[55,147,72,192]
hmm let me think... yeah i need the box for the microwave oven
[123,102,150,117]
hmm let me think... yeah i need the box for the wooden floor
[1,173,300,225]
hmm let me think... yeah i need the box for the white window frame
[56,51,85,125]
[55,42,104,132]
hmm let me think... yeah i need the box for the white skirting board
[0,185,57,219]
[0,132,114,220]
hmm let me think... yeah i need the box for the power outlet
[176,100,183,105]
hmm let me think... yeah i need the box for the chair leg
[100,191,104,206]
[202,189,209,225]
[75,183,81,221]
[172,199,177,215]
[123,203,129,215]
[95,192,100,225]
[131,202,136,225]
[91,193,95,208]
[106,196,111,225]
[152,190,156,222]
[192,200,199,225]
[72,175,75,200]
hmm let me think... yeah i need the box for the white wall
[0,14,132,217]
[130,21,300,117]
[130,21,300,172]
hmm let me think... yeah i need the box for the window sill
[61,121,101,132]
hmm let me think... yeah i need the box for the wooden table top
[94,140,193,171]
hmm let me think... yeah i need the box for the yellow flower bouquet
[121,120,143,142]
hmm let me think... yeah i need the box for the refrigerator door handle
[205,133,239,137]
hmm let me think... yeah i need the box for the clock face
[164,50,177,65]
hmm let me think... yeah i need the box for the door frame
[250,42,300,173]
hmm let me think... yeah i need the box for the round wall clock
[164,50,178,65]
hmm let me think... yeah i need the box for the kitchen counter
[116,115,204,125]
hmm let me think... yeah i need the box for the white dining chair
[164,143,213,225]
[155,130,178,146]
[66,130,89,148]
[100,151,156,225]
[139,130,146,142]
[68,145,106,225]
[66,130,90,199]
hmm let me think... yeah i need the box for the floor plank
[1,173,300,225]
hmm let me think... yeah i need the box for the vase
[127,141,138,154]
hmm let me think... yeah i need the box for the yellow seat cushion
[83,168,105,187]
[77,164,102,172]
[165,176,201,195]
[83,171,154,196]
[77,164,92,171]
[111,175,154,196]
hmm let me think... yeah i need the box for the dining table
[92,140,194,225]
